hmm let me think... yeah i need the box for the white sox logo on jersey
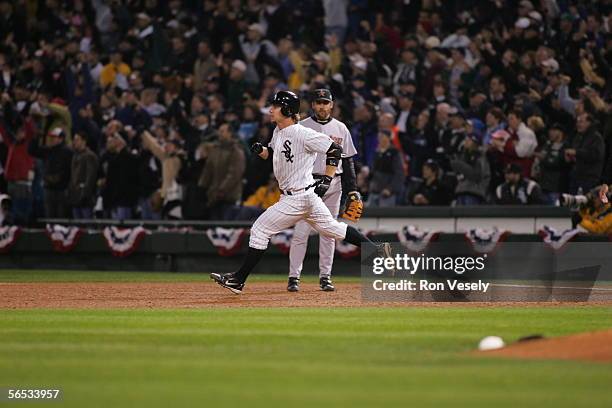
[281,140,294,163]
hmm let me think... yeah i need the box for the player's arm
[324,142,342,176]
[251,143,272,160]
[314,142,342,197]
[340,157,357,192]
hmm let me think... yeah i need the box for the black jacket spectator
[535,126,569,195]
[409,160,453,206]
[68,135,98,209]
[367,131,405,206]
[404,110,434,178]
[28,129,72,191]
[101,140,139,211]
[566,114,605,194]
[28,128,73,218]
[450,137,490,203]
[496,164,544,205]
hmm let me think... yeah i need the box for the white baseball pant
[289,176,342,278]
[249,185,348,252]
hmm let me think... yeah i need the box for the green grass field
[0,270,611,408]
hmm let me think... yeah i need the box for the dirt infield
[0,282,611,309]
[480,330,612,363]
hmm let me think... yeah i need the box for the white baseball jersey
[269,123,333,191]
[300,116,358,175]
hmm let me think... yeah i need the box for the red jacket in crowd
[2,119,35,182]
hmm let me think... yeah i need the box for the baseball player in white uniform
[288,89,359,292]
[211,91,388,294]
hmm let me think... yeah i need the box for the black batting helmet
[271,90,300,117]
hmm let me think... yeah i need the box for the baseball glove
[341,191,363,222]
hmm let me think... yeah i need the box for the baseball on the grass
[478,336,505,351]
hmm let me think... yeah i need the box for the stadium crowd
[0,0,611,225]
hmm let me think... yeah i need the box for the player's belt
[280,184,315,196]
[313,174,341,179]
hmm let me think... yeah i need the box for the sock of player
[343,226,374,247]
[234,247,266,282]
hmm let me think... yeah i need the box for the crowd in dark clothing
[0,0,611,225]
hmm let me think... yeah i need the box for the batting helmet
[271,91,300,117]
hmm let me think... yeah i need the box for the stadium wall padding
[1,229,607,274]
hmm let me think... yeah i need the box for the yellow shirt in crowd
[99,63,132,88]
[243,186,281,209]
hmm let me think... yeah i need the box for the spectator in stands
[30,91,72,146]
[68,133,98,219]
[367,130,405,207]
[378,112,406,168]
[441,111,467,168]
[409,159,452,206]
[193,40,218,92]
[1,114,35,225]
[199,123,246,220]
[0,0,610,218]
[141,130,185,220]
[226,60,251,110]
[28,128,73,218]
[492,110,538,178]
[237,104,261,144]
[135,146,162,220]
[351,103,378,167]
[100,133,138,220]
[393,48,419,93]
[565,113,605,194]
[395,91,414,139]
[483,107,506,146]
[495,164,544,205]
[534,124,569,205]
[404,109,433,178]
[115,89,152,130]
[430,103,451,161]
[99,50,131,90]
[450,135,491,206]
[488,76,510,112]
[235,175,281,220]
[466,92,490,122]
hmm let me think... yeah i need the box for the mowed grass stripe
[0,307,611,408]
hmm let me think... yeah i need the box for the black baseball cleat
[287,277,300,292]
[319,276,336,292]
[210,272,245,294]
[376,243,396,275]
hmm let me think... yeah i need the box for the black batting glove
[251,142,264,155]
[314,175,332,197]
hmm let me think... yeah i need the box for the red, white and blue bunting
[0,226,20,253]
[335,239,360,259]
[206,227,247,256]
[103,226,149,257]
[539,226,584,251]
[464,228,509,254]
[270,229,294,254]
[335,229,373,259]
[45,224,83,253]
[397,225,439,254]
